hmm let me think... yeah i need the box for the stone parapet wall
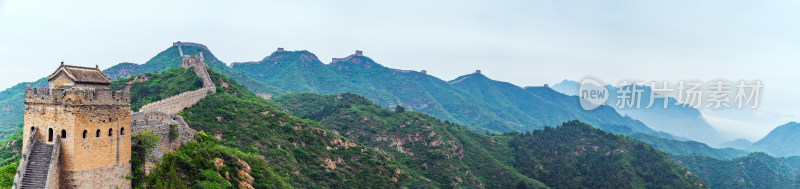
[137,87,215,114]
[45,136,60,189]
[25,88,130,106]
[172,41,209,51]
[139,57,216,114]
[12,128,38,188]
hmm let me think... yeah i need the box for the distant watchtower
[17,63,131,188]
[181,54,205,69]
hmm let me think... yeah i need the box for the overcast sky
[1,0,798,139]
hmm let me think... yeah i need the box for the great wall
[136,47,216,114]
[13,41,223,188]
[130,46,217,164]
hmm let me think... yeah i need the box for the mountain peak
[751,121,800,156]
[330,50,383,69]
[449,72,488,85]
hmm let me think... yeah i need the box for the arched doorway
[48,128,53,142]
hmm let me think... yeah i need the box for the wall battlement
[25,88,130,105]
[172,41,209,51]
[137,87,214,114]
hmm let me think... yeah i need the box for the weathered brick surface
[60,163,131,189]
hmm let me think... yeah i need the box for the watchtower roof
[47,63,111,85]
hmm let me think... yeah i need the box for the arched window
[120,127,125,136]
[96,129,100,138]
[83,130,87,139]
[108,128,113,137]
[30,127,35,133]
[48,128,53,142]
[61,130,66,138]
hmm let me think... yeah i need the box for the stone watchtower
[15,63,131,188]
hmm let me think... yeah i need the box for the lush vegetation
[273,93,707,188]
[0,129,22,189]
[673,153,800,189]
[0,162,17,188]
[274,93,547,188]
[180,70,415,188]
[131,130,161,187]
[232,50,669,138]
[145,132,289,189]
[0,79,47,141]
[110,68,203,111]
[105,44,284,95]
[507,121,705,188]
[629,133,748,160]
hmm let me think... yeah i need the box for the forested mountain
[673,153,800,189]
[629,133,748,160]
[508,121,705,188]
[273,93,547,188]
[179,70,418,188]
[0,79,46,140]
[231,49,679,140]
[273,93,706,188]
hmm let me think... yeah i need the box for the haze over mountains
[551,80,727,146]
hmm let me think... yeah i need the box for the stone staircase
[19,142,54,189]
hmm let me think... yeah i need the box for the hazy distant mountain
[751,122,800,157]
[719,138,753,150]
[629,133,748,160]
[552,80,727,145]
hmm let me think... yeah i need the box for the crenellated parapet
[25,87,130,106]
[137,87,215,114]
[172,41,209,51]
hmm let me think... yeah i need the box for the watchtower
[19,63,131,188]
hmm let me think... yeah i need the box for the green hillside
[273,93,547,188]
[232,50,676,139]
[110,68,203,111]
[179,70,418,188]
[508,121,705,188]
[143,132,290,188]
[672,153,800,189]
[0,79,47,140]
[629,133,748,160]
[273,93,706,188]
